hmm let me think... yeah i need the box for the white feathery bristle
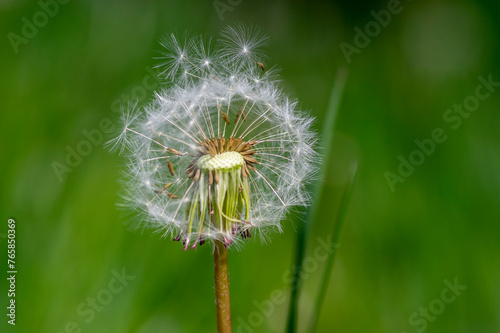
[110,25,319,250]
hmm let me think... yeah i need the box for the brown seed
[222,112,230,125]
[235,110,247,123]
[208,144,217,157]
[193,169,201,182]
[243,156,258,164]
[188,167,197,179]
[236,141,247,152]
[225,137,233,151]
[168,148,184,156]
[197,142,208,153]
[208,170,213,185]
[167,193,178,199]
[240,150,256,156]
[214,169,220,184]
[258,62,265,72]
[186,162,195,175]
[242,163,248,178]
[231,138,242,151]
[219,138,225,153]
[167,160,175,176]
[247,164,256,171]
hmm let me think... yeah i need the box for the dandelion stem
[214,240,232,333]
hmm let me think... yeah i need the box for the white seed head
[197,152,245,171]
[111,25,319,249]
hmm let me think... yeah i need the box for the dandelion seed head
[111,25,318,249]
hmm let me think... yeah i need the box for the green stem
[285,68,348,333]
[214,240,232,333]
[308,162,358,333]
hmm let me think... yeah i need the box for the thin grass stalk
[308,161,358,332]
[285,68,349,333]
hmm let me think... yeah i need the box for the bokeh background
[1,0,499,332]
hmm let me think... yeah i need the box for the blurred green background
[1,0,499,332]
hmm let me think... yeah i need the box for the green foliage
[1,1,499,332]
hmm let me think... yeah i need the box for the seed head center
[197,151,245,171]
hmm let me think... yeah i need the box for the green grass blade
[308,161,358,333]
[285,68,348,333]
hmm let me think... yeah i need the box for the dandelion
[110,24,318,332]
